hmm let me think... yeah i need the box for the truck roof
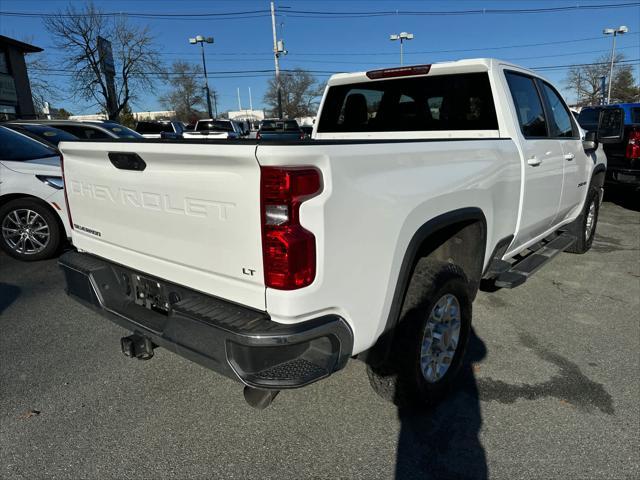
[326,58,542,86]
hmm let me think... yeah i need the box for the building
[227,109,265,123]
[0,35,42,120]
[69,110,177,122]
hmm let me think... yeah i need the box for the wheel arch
[360,207,487,366]
[591,163,606,190]
[0,193,66,240]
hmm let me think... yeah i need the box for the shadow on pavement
[603,186,639,212]
[395,328,487,480]
[0,282,21,315]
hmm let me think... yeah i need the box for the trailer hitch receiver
[121,334,156,360]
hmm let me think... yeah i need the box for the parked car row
[134,118,312,141]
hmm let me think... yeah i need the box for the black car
[256,119,305,140]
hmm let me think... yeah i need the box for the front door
[505,71,564,249]
[538,80,589,222]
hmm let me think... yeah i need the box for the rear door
[537,80,587,221]
[504,71,564,248]
[59,141,266,310]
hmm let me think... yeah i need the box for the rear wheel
[0,198,61,261]
[367,259,472,407]
[566,186,600,254]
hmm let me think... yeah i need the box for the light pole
[189,35,214,118]
[603,25,628,104]
[390,32,414,66]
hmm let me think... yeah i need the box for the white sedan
[0,126,71,261]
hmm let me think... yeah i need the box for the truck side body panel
[257,139,521,353]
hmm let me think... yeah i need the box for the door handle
[564,153,575,161]
[527,156,542,166]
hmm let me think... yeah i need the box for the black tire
[0,198,62,261]
[367,259,472,408]
[565,186,600,254]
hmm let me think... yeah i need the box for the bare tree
[43,2,162,121]
[24,53,59,116]
[263,68,325,118]
[160,61,208,123]
[566,53,639,106]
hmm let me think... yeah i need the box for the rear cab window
[317,72,498,133]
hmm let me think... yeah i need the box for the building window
[0,104,17,120]
[0,51,8,74]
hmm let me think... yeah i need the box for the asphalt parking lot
[0,190,638,480]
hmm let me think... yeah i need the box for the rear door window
[505,71,548,138]
[317,72,498,133]
[631,107,640,124]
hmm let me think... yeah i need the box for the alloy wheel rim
[585,199,596,240]
[1,209,50,255]
[420,293,462,383]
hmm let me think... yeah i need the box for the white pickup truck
[58,59,618,409]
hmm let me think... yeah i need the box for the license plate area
[132,274,171,315]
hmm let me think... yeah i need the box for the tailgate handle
[108,152,147,171]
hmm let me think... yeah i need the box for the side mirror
[582,130,598,152]
[597,107,624,144]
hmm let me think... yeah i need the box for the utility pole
[248,87,253,111]
[237,87,242,111]
[212,90,218,118]
[270,2,287,119]
[576,71,581,106]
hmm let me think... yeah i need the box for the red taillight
[256,131,261,140]
[260,167,322,290]
[366,64,431,80]
[60,154,74,230]
[626,128,640,159]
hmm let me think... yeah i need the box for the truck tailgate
[59,141,265,310]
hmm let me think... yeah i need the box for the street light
[189,35,215,118]
[390,32,414,66]
[603,25,628,104]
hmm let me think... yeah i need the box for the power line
[35,31,640,59]
[2,2,638,20]
[29,59,640,78]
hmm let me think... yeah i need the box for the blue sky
[1,0,639,115]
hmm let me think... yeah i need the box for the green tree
[118,104,136,127]
[263,68,324,118]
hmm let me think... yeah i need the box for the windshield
[18,124,78,146]
[0,126,59,161]
[260,120,300,132]
[101,123,143,138]
[196,120,233,132]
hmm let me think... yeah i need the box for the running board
[494,234,576,289]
